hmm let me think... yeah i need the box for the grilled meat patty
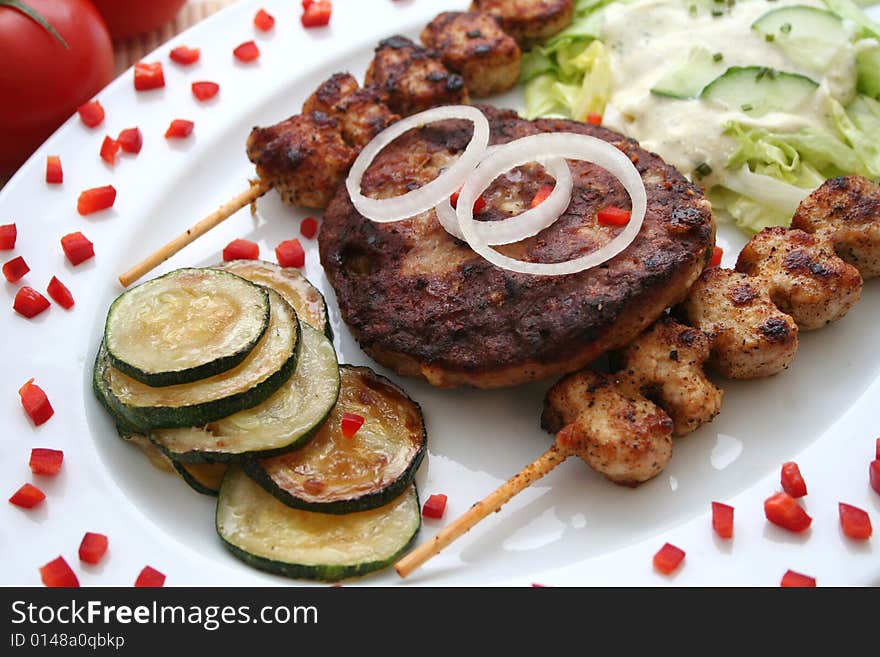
[319,106,715,388]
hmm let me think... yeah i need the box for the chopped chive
[765,33,775,41]
[713,52,724,62]
[711,8,724,16]
[780,22,792,33]
[741,103,754,112]
[689,4,698,16]
[695,163,713,178]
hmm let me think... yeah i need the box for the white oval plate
[1,0,878,587]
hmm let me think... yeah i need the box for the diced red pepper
[302,1,332,28]
[169,45,200,66]
[710,245,723,267]
[100,135,120,165]
[233,40,260,62]
[134,565,166,587]
[530,184,554,209]
[0,223,15,250]
[254,8,275,31]
[875,437,880,460]
[781,461,807,498]
[3,255,29,283]
[223,238,260,261]
[597,206,631,226]
[653,542,685,575]
[47,276,74,309]
[165,119,194,139]
[192,81,220,102]
[9,483,45,509]
[79,532,109,565]
[61,231,95,266]
[29,448,63,475]
[340,412,365,438]
[839,502,872,540]
[46,155,63,184]
[422,493,448,519]
[19,379,54,425]
[302,0,315,7]
[40,556,79,587]
[77,185,116,215]
[117,127,143,154]
[77,100,104,128]
[134,62,165,91]
[450,187,486,214]
[586,112,602,126]
[300,216,319,239]
[13,287,50,318]
[780,570,816,588]
[711,501,734,539]
[275,239,305,268]
[764,491,812,533]
[871,460,880,496]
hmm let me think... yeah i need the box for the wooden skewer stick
[395,443,571,579]
[117,180,272,288]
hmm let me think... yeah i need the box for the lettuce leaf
[716,93,880,232]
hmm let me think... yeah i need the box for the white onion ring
[455,133,647,276]
[345,105,490,222]
[433,156,573,245]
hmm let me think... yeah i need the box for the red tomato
[0,0,114,176]
[90,0,185,40]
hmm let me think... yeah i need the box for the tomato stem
[0,1,69,49]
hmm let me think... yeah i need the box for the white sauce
[600,0,858,187]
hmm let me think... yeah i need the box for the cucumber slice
[105,268,270,387]
[243,365,426,514]
[99,289,300,431]
[700,66,818,116]
[151,324,339,462]
[752,6,847,72]
[651,45,726,99]
[216,467,421,582]
[174,462,228,496]
[216,260,332,338]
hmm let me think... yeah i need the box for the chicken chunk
[365,35,469,117]
[679,267,798,379]
[542,370,674,487]
[791,175,880,279]
[614,315,722,437]
[470,0,574,49]
[246,111,356,209]
[420,12,521,97]
[302,72,399,148]
[735,227,863,331]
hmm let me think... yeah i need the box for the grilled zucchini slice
[243,365,426,514]
[174,462,228,496]
[97,289,300,431]
[216,260,332,337]
[151,324,339,462]
[105,268,270,387]
[216,467,421,582]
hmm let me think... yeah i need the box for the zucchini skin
[97,317,302,432]
[241,365,427,515]
[93,342,152,434]
[104,268,271,387]
[173,462,226,496]
[216,472,422,582]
